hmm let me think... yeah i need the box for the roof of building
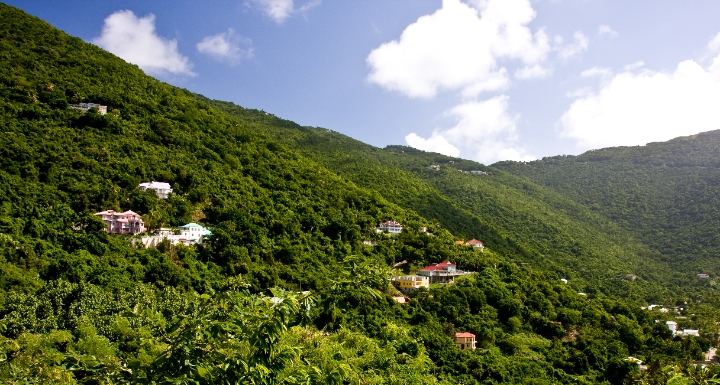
[379,221,402,226]
[419,260,456,272]
[456,332,475,338]
[466,239,483,245]
[94,210,141,217]
[179,223,204,228]
[139,181,171,189]
[455,240,464,245]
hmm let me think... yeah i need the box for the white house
[666,321,678,335]
[94,210,145,235]
[376,221,403,235]
[178,223,212,242]
[139,223,212,248]
[138,181,173,199]
[70,102,107,115]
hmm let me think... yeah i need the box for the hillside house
[465,238,485,252]
[697,273,710,279]
[179,223,212,242]
[470,170,488,175]
[455,240,465,245]
[138,181,173,199]
[376,221,403,235]
[391,275,430,294]
[418,260,470,283]
[94,210,145,235]
[455,332,476,350]
[139,223,212,247]
[70,102,107,115]
[429,165,440,170]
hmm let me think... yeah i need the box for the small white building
[376,221,403,235]
[139,223,212,248]
[465,239,484,252]
[94,210,145,235]
[428,165,440,170]
[138,181,173,199]
[666,321,678,335]
[70,102,107,115]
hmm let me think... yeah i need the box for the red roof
[466,239,483,245]
[456,332,475,338]
[380,221,402,226]
[419,260,456,272]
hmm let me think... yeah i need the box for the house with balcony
[139,223,212,248]
[94,210,145,235]
[376,221,403,235]
[391,275,430,294]
[417,260,471,284]
[455,332,476,350]
[138,181,173,199]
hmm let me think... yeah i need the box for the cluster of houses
[93,181,210,247]
[70,102,107,115]
[391,260,473,294]
[666,321,700,337]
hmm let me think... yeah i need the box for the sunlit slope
[202,97,678,296]
[495,131,720,279]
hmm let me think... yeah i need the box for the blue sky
[9,0,720,164]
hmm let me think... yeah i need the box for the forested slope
[0,3,718,383]
[495,131,720,282]
[201,98,681,298]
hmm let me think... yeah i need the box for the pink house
[94,210,145,235]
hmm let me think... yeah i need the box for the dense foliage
[1,3,719,384]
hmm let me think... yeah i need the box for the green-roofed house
[178,223,212,243]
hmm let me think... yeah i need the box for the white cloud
[560,52,720,151]
[566,87,592,99]
[597,24,618,37]
[197,29,254,64]
[405,133,460,157]
[581,66,612,79]
[406,96,534,164]
[515,64,551,80]
[556,31,589,60]
[93,10,194,76]
[623,61,644,71]
[249,0,320,24]
[366,0,550,99]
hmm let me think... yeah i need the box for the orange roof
[455,240,464,245]
[456,332,475,338]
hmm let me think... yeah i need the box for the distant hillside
[495,131,720,281]
[201,97,684,299]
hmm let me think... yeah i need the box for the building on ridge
[138,181,173,199]
[455,332,476,350]
[94,210,145,235]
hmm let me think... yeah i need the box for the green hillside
[495,131,720,282]
[0,3,718,384]
[201,97,684,299]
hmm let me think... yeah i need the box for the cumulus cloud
[249,0,320,24]
[556,31,589,60]
[597,24,618,37]
[93,10,194,76]
[623,61,644,71]
[708,32,720,52]
[405,133,460,157]
[406,96,534,164]
[197,29,254,64]
[366,0,550,99]
[560,50,720,151]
